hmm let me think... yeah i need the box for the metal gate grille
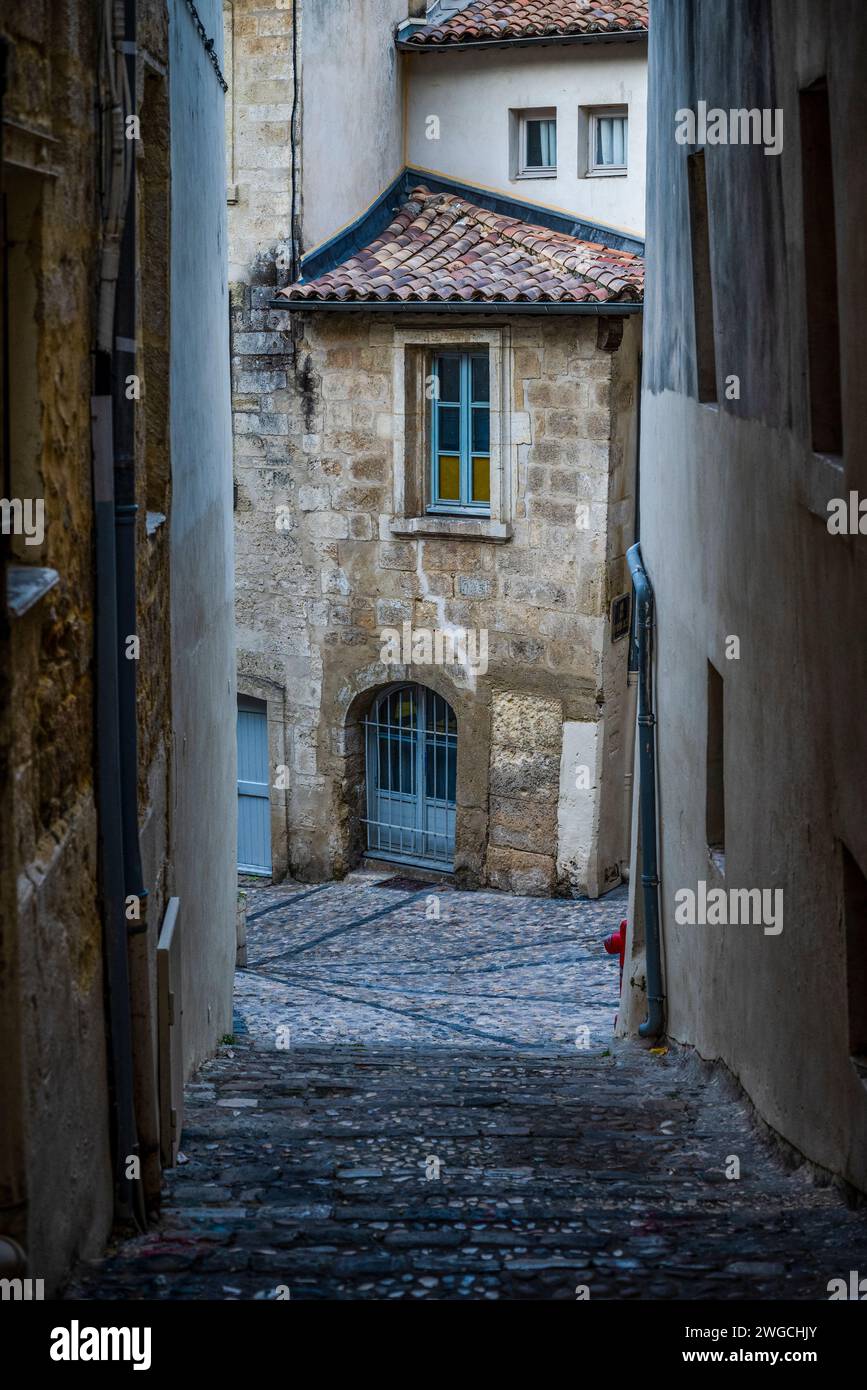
[362,684,457,869]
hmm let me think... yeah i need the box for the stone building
[0,0,235,1291]
[228,0,647,895]
[620,0,867,1195]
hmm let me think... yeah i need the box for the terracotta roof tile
[278,187,644,307]
[402,1,648,48]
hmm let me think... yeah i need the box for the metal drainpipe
[626,541,665,1039]
[113,0,147,1228]
[113,0,146,921]
[289,0,300,282]
[92,0,145,1231]
[92,393,143,1226]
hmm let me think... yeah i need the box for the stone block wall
[224,0,296,284]
[0,0,234,1289]
[232,306,640,894]
[487,690,564,895]
[0,0,170,1287]
[1,0,120,1290]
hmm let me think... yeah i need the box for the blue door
[363,685,457,869]
[237,696,272,875]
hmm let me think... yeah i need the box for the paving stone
[65,876,867,1301]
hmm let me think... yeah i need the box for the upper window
[799,78,842,456]
[430,351,490,514]
[589,108,628,175]
[516,109,557,178]
[687,149,717,403]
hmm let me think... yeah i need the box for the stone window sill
[390,516,512,543]
[800,451,844,522]
[7,565,59,617]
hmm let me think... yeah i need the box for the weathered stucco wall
[233,307,638,894]
[627,0,867,1190]
[169,0,237,1073]
[299,0,407,257]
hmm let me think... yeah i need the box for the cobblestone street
[234,872,624,1050]
[68,875,867,1301]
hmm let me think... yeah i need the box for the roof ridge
[402,1,649,49]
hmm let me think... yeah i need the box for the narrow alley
[67,878,867,1302]
[4,0,867,1348]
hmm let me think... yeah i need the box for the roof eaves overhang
[396,30,648,53]
[270,299,643,315]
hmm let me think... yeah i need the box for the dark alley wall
[0,0,237,1290]
[624,0,867,1191]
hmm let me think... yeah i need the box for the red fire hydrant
[603,918,627,995]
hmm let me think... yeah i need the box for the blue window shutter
[430,351,491,515]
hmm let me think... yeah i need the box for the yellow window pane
[438,454,460,500]
[471,455,490,503]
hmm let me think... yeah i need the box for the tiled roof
[401,1,648,48]
[277,187,644,307]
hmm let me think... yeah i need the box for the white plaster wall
[638,388,867,1193]
[626,0,867,1195]
[557,719,601,894]
[169,0,238,1075]
[405,43,647,238]
[300,0,408,255]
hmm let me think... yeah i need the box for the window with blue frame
[430,351,490,513]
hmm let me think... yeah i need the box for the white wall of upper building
[404,42,646,241]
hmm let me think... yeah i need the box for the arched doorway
[363,684,457,869]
